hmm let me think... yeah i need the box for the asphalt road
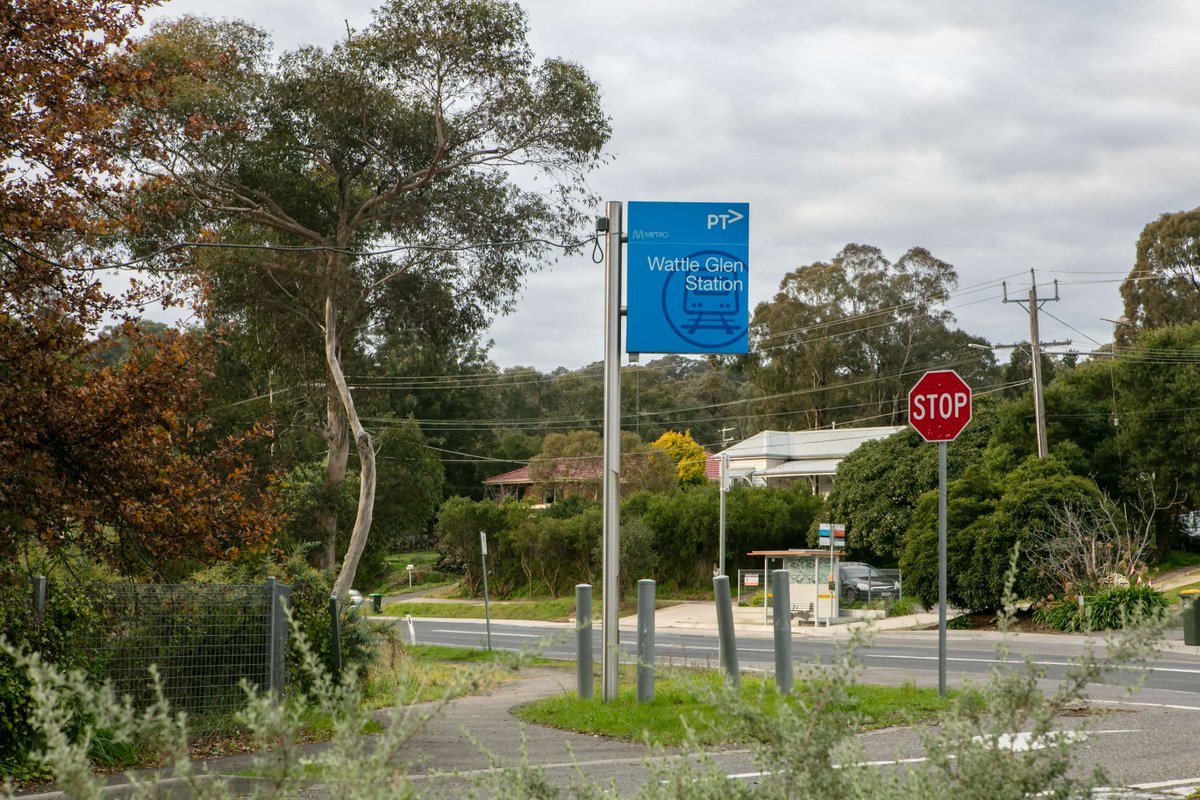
[355,614,1200,796]
[364,615,1200,797]
[392,617,1200,696]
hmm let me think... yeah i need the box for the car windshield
[842,565,883,579]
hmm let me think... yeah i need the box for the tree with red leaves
[0,0,279,576]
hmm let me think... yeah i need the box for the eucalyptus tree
[743,244,994,429]
[122,0,609,594]
[1120,208,1200,342]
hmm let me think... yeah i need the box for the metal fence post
[714,575,739,688]
[265,576,278,693]
[637,579,655,703]
[576,584,593,699]
[329,593,342,679]
[272,582,291,693]
[771,570,793,694]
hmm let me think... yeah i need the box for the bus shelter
[747,549,843,627]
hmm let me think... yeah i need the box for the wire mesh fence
[736,569,766,606]
[36,578,291,736]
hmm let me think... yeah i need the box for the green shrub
[0,576,103,780]
[1034,586,1169,632]
[193,548,379,690]
[886,597,917,617]
[739,590,765,607]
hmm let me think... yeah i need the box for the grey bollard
[637,579,655,703]
[576,584,593,699]
[714,575,740,687]
[771,569,794,694]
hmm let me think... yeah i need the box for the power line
[1,232,600,273]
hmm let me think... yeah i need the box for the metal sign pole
[718,452,729,576]
[907,369,969,699]
[480,531,492,651]
[938,441,947,696]
[601,201,624,702]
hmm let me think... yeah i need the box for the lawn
[514,671,953,747]
[1164,580,1200,605]
[369,551,454,594]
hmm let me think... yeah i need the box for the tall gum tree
[1119,208,1200,343]
[741,244,994,429]
[121,0,610,595]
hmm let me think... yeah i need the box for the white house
[716,426,905,495]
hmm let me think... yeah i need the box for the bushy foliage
[0,577,102,779]
[191,549,379,690]
[637,483,822,590]
[1033,586,1170,632]
[901,457,1099,611]
[435,497,601,599]
[822,406,996,561]
[651,430,708,487]
[434,496,511,596]
[434,483,821,596]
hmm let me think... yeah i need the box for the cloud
[140,0,1200,368]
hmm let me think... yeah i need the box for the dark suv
[839,562,899,602]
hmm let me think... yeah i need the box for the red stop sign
[908,370,972,442]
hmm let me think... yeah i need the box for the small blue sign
[626,201,749,354]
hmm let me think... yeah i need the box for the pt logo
[706,208,745,230]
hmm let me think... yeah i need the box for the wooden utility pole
[1002,269,1070,457]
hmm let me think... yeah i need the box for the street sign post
[626,201,749,355]
[908,370,972,697]
[480,532,492,650]
[818,522,847,627]
[600,199,750,703]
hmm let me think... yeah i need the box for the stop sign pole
[908,370,972,697]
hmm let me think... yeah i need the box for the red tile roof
[483,465,530,485]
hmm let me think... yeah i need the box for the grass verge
[364,641,561,706]
[514,671,952,747]
[1163,580,1200,605]
[381,596,675,622]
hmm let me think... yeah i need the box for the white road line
[428,629,543,638]
[1127,776,1200,789]
[1093,699,1200,712]
[725,729,1141,782]
[864,653,1200,675]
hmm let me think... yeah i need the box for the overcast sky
[143,0,1200,371]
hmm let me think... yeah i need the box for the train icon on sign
[679,248,743,335]
[682,280,741,334]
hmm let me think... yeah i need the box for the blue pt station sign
[626,201,749,354]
